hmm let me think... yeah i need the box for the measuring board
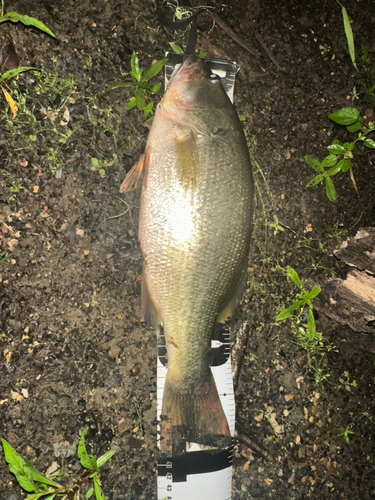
[157,55,239,500]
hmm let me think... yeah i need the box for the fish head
[161,56,229,115]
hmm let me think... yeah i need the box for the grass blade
[1,12,55,37]
[342,7,357,70]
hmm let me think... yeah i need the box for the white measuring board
[157,325,235,500]
[156,56,239,500]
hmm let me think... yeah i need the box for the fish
[120,56,254,455]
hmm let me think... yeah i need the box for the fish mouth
[172,55,207,83]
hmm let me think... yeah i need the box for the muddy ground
[1,0,375,499]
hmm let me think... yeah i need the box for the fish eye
[209,73,221,84]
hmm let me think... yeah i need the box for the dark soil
[1,0,375,499]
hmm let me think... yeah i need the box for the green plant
[276,266,335,386]
[8,177,22,201]
[86,99,120,144]
[0,0,55,37]
[338,424,354,444]
[305,107,375,202]
[339,372,357,392]
[90,153,117,177]
[132,396,143,434]
[1,428,115,500]
[105,52,167,121]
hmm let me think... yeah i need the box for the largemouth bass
[121,56,254,454]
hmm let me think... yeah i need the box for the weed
[106,195,134,223]
[3,174,23,201]
[339,5,375,97]
[338,371,357,392]
[46,147,64,178]
[84,55,93,70]
[338,424,354,444]
[90,153,117,177]
[276,266,336,386]
[1,427,115,500]
[305,107,375,202]
[86,99,120,144]
[132,396,144,434]
[0,0,55,37]
[105,52,167,121]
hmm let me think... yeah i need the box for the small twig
[254,32,283,71]
[211,12,261,58]
[235,430,271,460]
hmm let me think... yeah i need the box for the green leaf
[1,440,40,493]
[304,155,323,172]
[306,173,324,188]
[327,143,344,155]
[169,42,184,54]
[78,429,97,472]
[276,300,305,321]
[306,285,321,300]
[0,66,38,81]
[306,309,316,338]
[143,58,168,82]
[342,7,357,70]
[151,82,161,95]
[135,89,145,110]
[129,70,139,81]
[286,266,302,289]
[325,176,337,202]
[328,107,359,126]
[343,141,355,151]
[142,102,153,116]
[364,138,375,149]
[325,161,344,177]
[26,492,57,500]
[86,488,94,499]
[130,52,140,80]
[321,154,339,168]
[346,121,362,133]
[91,158,99,166]
[0,13,55,37]
[92,473,106,500]
[341,159,351,172]
[126,97,136,110]
[96,450,115,468]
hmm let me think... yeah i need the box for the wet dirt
[1,0,375,499]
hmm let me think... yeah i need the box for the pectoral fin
[174,131,200,190]
[120,147,150,193]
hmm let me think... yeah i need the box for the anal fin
[141,264,160,328]
[216,265,248,323]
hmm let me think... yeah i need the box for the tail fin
[160,370,231,455]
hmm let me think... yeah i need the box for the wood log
[315,228,375,334]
